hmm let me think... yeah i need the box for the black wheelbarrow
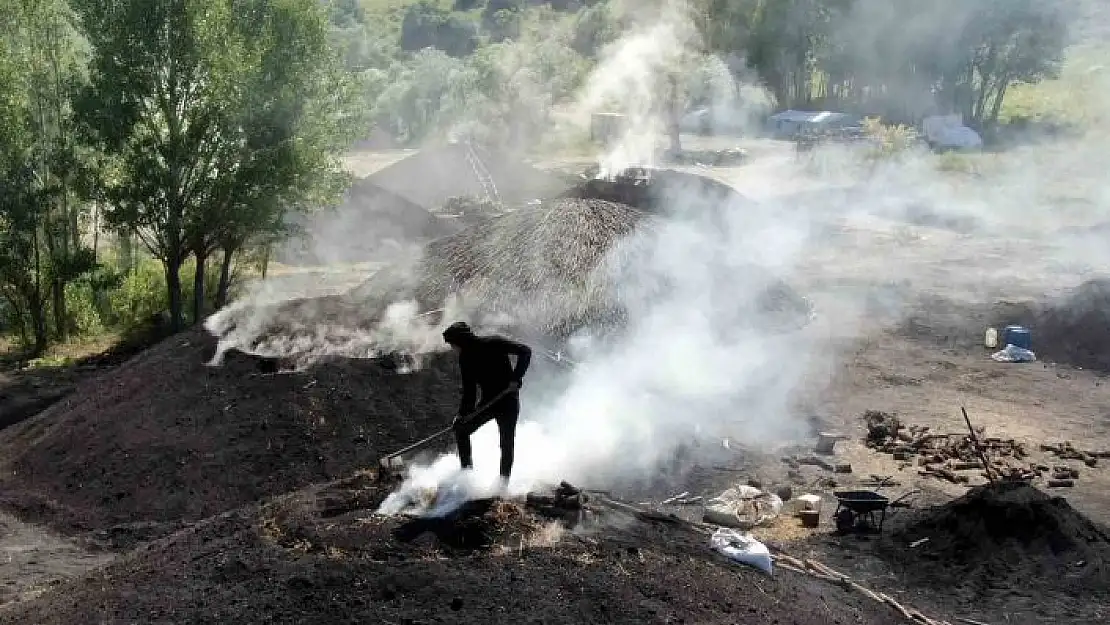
[833,490,891,534]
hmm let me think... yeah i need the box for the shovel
[377,386,516,472]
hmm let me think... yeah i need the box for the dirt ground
[0,509,111,609]
[0,475,893,625]
[2,136,1110,623]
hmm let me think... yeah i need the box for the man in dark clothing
[442,321,531,484]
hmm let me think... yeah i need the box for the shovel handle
[378,387,516,466]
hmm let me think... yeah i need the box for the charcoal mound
[1034,278,1110,372]
[890,482,1110,592]
[216,196,813,361]
[562,166,753,220]
[0,328,463,533]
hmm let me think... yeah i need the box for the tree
[483,0,525,42]
[948,0,1068,129]
[76,0,357,330]
[373,48,481,143]
[0,0,94,351]
[400,1,479,58]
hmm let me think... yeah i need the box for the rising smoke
[206,0,1109,515]
[379,2,824,514]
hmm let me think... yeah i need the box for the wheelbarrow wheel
[835,506,855,533]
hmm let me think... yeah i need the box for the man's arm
[492,336,531,386]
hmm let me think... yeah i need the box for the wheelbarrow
[833,489,917,534]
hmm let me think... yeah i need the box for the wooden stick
[377,387,515,467]
[961,407,995,484]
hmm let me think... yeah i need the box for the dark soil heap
[1,474,892,625]
[890,482,1110,593]
[0,329,463,534]
[1035,278,1110,373]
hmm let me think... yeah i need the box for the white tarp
[703,485,783,529]
[711,528,773,575]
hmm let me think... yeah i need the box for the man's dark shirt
[458,336,532,415]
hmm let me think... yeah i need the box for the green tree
[0,0,94,351]
[373,48,480,143]
[75,0,357,329]
[946,0,1068,129]
[400,1,479,58]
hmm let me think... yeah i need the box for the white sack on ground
[710,528,773,575]
[703,485,783,529]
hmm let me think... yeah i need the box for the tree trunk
[667,76,682,154]
[987,79,1011,128]
[120,232,133,273]
[92,202,100,263]
[260,244,271,280]
[192,252,207,326]
[216,246,235,309]
[165,257,184,333]
[29,302,48,356]
[32,226,47,353]
[51,279,66,341]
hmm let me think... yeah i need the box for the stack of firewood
[1041,442,1110,467]
[864,412,1033,484]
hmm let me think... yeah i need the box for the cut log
[948,461,982,471]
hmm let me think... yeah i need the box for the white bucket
[984,327,998,349]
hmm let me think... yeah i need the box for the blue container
[1001,325,1032,350]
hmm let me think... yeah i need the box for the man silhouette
[442,321,531,488]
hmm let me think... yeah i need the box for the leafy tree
[75,0,357,330]
[948,0,1068,128]
[401,1,479,58]
[0,0,94,351]
[483,0,525,42]
[373,48,481,142]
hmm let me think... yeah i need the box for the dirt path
[0,510,111,609]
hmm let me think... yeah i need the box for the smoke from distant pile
[379,2,824,514]
[204,0,1110,518]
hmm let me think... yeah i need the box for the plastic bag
[991,344,1036,363]
[711,528,773,575]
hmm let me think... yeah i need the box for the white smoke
[377,2,818,515]
[378,0,1110,517]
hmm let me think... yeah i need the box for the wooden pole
[961,406,995,484]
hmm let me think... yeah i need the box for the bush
[861,117,919,159]
[64,281,107,337]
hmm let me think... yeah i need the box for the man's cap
[442,321,474,344]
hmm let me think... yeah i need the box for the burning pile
[376,197,651,333]
[219,195,814,360]
[891,482,1110,593]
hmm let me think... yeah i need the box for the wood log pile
[864,410,1037,485]
[864,412,1107,488]
[1040,441,1110,467]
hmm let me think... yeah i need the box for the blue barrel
[1002,325,1032,350]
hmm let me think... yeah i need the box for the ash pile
[887,482,1110,596]
[1034,278,1110,372]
